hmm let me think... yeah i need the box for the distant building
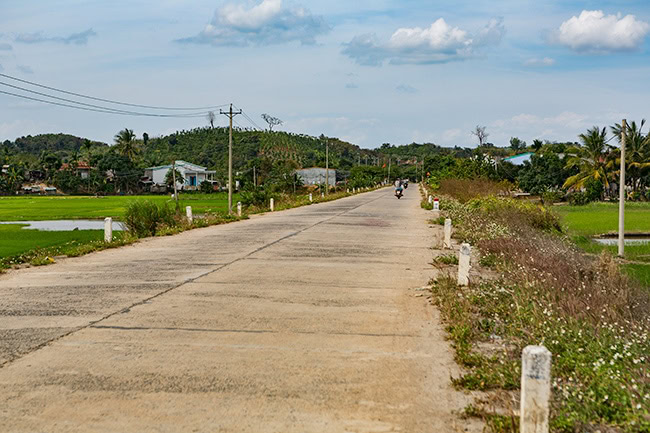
[59,161,92,179]
[502,152,534,166]
[144,160,217,190]
[296,167,336,186]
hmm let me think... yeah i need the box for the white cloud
[552,10,649,53]
[342,17,505,66]
[15,29,97,45]
[523,57,555,67]
[396,84,417,94]
[178,0,329,46]
[0,43,12,51]
[16,65,34,74]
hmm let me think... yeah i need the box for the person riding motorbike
[394,178,404,198]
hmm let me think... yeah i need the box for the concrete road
[0,188,477,432]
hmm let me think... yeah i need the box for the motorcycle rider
[394,178,403,197]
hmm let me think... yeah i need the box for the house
[502,152,534,166]
[144,160,217,190]
[59,161,92,179]
[296,167,337,187]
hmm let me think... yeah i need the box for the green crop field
[0,224,103,258]
[0,193,239,221]
[553,201,650,236]
[555,202,650,289]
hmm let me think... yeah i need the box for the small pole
[172,161,179,212]
[457,243,471,286]
[325,140,329,196]
[443,218,452,249]
[618,119,626,257]
[309,193,313,202]
[428,195,433,205]
[270,198,274,212]
[433,198,439,211]
[520,345,552,433]
[185,206,193,223]
[104,217,112,242]
[237,201,242,217]
[253,166,257,188]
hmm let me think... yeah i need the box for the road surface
[0,188,478,432]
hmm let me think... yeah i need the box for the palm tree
[611,120,650,192]
[563,126,614,193]
[114,128,138,161]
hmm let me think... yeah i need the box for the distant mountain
[1,133,107,156]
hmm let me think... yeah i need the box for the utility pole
[325,140,329,195]
[253,166,257,189]
[618,119,627,257]
[172,160,179,212]
[220,104,242,214]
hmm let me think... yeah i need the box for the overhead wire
[0,81,210,118]
[0,72,228,111]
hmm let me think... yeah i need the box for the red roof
[60,161,92,170]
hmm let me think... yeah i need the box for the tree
[206,112,215,129]
[142,132,149,147]
[563,126,614,194]
[261,113,283,131]
[114,128,138,161]
[611,120,650,192]
[472,125,489,147]
[532,139,543,152]
[509,137,526,151]
[165,167,184,187]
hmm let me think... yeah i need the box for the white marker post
[185,206,193,223]
[443,218,452,249]
[457,243,471,286]
[270,198,274,212]
[428,195,433,205]
[521,346,552,433]
[104,217,112,243]
[237,202,242,217]
[321,192,325,198]
[433,198,439,211]
[309,193,313,203]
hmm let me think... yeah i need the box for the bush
[568,191,590,206]
[200,180,213,194]
[239,187,271,207]
[541,190,563,205]
[584,178,603,202]
[123,200,177,237]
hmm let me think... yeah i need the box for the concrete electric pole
[618,119,627,257]
[220,104,242,214]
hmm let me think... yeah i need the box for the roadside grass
[554,202,650,237]
[0,193,239,221]
[624,264,650,289]
[428,183,650,432]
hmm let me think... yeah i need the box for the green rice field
[0,224,103,258]
[0,193,238,221]
[555,202,650,289]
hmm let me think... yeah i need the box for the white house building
[144,160,216,190]
[296,167,336,187]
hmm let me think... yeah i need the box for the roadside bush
[438,178,512,203]
[239,187,271,207]
[200,180,213,194]
[568,191,590,206]
[541,190,563,205]
[124,200,177,237]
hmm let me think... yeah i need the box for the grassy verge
[428,184,649,432]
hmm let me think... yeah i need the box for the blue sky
[1,0,650,148]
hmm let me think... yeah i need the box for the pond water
[0,220,124,231]
[594,238,650,246]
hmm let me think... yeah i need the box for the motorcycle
[395,188,403,199]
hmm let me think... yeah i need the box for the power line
[233,105,264,130]
[0,72,228,111]
[0,81,209,118]
[0,89,208,118]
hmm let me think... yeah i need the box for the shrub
[240,187,271,207]
[568,191,590,206]
[200,180,213,194]
[123,200,177,237]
